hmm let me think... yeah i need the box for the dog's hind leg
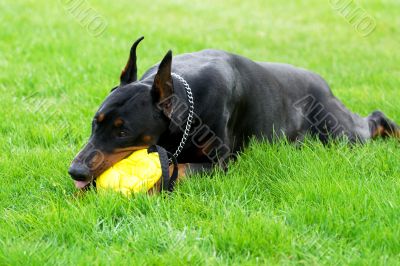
[368,111,400,139]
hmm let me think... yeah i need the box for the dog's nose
[68,163,91,181]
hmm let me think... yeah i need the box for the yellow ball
[96,149,162,196]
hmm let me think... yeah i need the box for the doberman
[68,36,399,190]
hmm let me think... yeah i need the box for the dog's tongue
[74,180,91,189]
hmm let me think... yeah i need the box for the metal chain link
[170,73,195,162]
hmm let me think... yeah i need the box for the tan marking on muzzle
[113,145,149,153]
[89,150,135,179]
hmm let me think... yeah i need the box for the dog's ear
[120,36,144,85]
[152,50,174,116]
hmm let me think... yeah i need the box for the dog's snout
[68,163,91,181]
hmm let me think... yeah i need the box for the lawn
[1,0,399,264]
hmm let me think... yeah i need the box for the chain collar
[169,72,194,162]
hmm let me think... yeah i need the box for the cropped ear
[120,36,144,85]
[152,50,174,116]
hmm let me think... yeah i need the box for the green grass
[1,0,399,264]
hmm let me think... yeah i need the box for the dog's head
[68,37,175,188]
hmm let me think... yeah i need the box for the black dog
[69,36,399,189]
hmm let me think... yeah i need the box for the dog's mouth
[72,145,149,190]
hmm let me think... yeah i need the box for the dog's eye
[118,131,128,138]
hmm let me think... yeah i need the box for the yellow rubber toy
[96,149,162,196]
